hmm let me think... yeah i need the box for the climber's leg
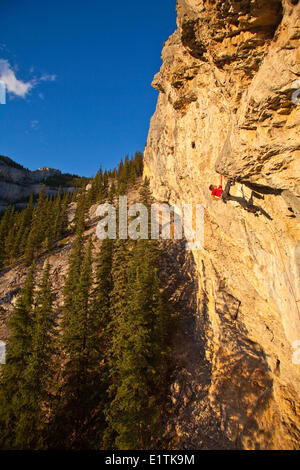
[248,192,254,206]
[221,179,233,202]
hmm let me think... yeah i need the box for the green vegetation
[0,187,72,270]
[45,172,90,188]
[0,261,57,449]
[0,152,173,450]
[0,263,36,448]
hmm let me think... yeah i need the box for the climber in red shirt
[210,184,223,199]
[209,179,233,203]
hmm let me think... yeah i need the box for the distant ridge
[0,154,89,210]
[0,155,26,171]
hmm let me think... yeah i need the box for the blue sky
[0,0,177,176]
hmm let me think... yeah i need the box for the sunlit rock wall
[144,0,300,449]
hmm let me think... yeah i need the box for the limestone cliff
[0,157,78,210]
[144,0,300,450]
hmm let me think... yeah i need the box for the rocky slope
[144,0,300,450]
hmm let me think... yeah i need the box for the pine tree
[104,182,169,450]
[19,226,30,258]
[61,231,84,337]
[86,237,115,447]
[32,185,47,249]
[11,212,27,261]
[50,189,62,242]
[53,239,97,448]
[47,223,85,447]
[105,239,167,450]
[140,177,152,208]
[23,227,36,266]
[14,261,56,449]
[134,151,143,177]
[0,207,15,269]
[103,238,134,448]
[93,238,114,321]
[60,195,69,234]
[108,180,116,203]
[73,189,87,234]
[22,187,48,265]
[4,225,16,266]
[55,194,69,240]
[90,168,104,205]
[0,263,36,449]
[23,195,33,227]
[103,171,109,199]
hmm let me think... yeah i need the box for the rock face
[0,159,76,209]
[144,0,300,449]
[0,160,60,185]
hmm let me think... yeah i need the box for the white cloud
[39,73,56,82]
[0,59,32,97]
[0,59,56,99]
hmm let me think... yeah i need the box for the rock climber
[209,179,233,203]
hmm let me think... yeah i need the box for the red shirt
[211,185,223,197]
